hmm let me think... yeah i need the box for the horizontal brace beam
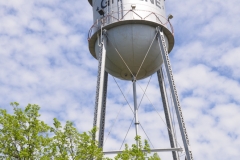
[103,148,183,155]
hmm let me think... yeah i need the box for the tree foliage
[48,119,103,160]
[114,136,161,160]
[0,102,102,160]
[0,102,50,159]
[0,103,161,160]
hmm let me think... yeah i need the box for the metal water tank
[88,0,174,80]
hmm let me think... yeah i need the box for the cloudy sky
[0,0,240,159]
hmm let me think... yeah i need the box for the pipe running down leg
[132,76,140,146]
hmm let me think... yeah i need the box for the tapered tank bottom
[94,24,169,80]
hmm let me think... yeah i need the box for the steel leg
[93,31,108,148]
[157,69,180,160]
[132,77,139,145]
[157,27,193,160]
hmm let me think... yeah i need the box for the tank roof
[88,0,92,6]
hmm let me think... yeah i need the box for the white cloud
[0,0,239,159]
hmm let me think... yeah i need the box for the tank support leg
[132,77,139,146]
[93,30,108,148]
[157,68,180,160]
[157,27,193,160]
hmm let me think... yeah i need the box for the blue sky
[0,0,240,159]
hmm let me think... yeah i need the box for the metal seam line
[106,35,134,77]
[136,31,158,79]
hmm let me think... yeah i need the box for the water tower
[87,0,193,159]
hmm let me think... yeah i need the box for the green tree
[0,102,103,160]
[48,119,103,160]
[114,136,161,160]
[0,102,50,159]
[0,103,161,160]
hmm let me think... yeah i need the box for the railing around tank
[88,9,174,41]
